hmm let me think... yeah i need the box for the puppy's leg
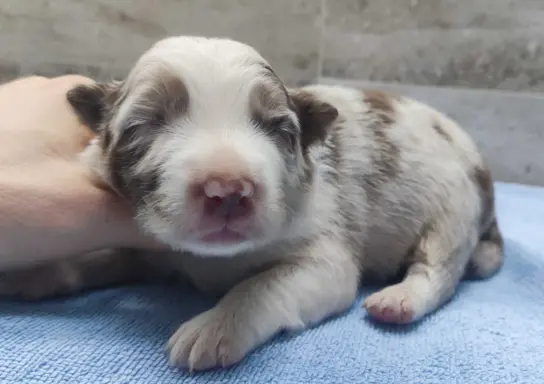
[465,218,504,279]
[167,237,359,371]
[364,221,478,324]
[0,249,148,301]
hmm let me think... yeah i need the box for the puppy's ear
[66,81,122,132]
[289,89,338,150]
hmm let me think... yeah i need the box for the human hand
[0,75,159,270]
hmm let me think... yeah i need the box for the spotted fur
[0,36,503,371]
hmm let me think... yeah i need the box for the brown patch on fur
[108,130,160,203]
[361,90,401,197]
[479,218,503,248]
[67,71,187,204]
[68,69,188,136]
[472,166,494,228]
[363,90,395,124]
[371,128,400,179]
[67,82,123,132]
[249,74,338,155]
[471,165,504,277]
[289,89,339,150]
[432,121,452,142]
[249,80,290,123]
[466,217,504,280]
[320,125,342,184]
[405,222,433,274]
[473,167,493,197]
[132,71,189,125]
[103,129,112,149]
[252,63,338,151]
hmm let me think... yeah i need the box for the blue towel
[0,182,543,384]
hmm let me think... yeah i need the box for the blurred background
[2,0,544,90]
[1,0,543,184]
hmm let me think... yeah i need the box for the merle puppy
[0,36,503,371]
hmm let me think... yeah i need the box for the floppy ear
[66,81,122,132]
[289,89,338,150]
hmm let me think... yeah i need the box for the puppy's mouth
[199,227,248,244]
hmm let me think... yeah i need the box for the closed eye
[122,116,163,134]
[268,116,297,151]
[268,115,292,129]
[278,127,296,150]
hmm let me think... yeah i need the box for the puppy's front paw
[166,306,255,371]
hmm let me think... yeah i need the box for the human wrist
[0,166,158,270]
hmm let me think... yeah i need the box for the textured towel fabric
[0,182,543,384]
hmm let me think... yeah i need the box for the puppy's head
[68,36,338,256]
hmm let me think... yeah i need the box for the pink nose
[198,177,256,221]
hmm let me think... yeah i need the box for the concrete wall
[2,0,544,90]
[0,0,322,86]
[0,0,542,185]
[322,0,544,92]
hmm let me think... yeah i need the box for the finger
[0,76,49,93]
[48,75,96,92]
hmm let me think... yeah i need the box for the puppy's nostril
[210,195,224,206]
[240,180,254,198]
[202,178,255,199]
[199,177,256,221]
[239,195,250,208]
[204,180,225,199]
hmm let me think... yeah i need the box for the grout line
[317,76,544,100]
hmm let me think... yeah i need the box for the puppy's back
[299,84,501,280]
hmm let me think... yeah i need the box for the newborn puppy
[0,36,503,370]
